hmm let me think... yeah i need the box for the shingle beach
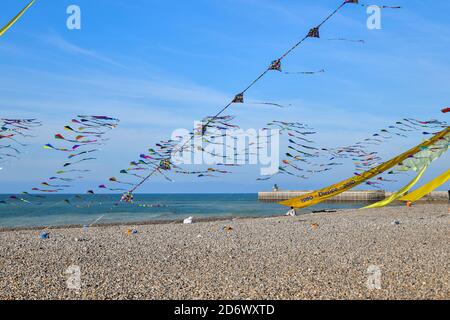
[0,204,448,300]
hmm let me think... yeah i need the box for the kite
[55,134,98,144]
[57,169,91,174]
[121,192,134,203]
[0,0,35,37]
[307,27,320,38]
[109,177,134,186]
[99,184,126,192]
[232,93,244,104]
[63,157,96,167]
[49,177,75,182]
[41,182,71,188]
[442,107,450,114]
[269,59,282,71]
[363,164,429,209]
[31,188,59,193]
[399,168,450,203]
[44,144,80,152]
[68,149,99,159]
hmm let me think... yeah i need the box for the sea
[0,194,373,228]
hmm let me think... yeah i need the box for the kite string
[317,2,347,28]
[279,1,347,60]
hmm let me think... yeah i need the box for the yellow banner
[363,164,428,209]
[399,168,450,203]
[0,0,35,37]
[280,126,450,208]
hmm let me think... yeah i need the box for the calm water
[0,194,372,228]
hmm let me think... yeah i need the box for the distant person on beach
[286,207,297,217]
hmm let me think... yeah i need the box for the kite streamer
[399,168,450,203]
[252,102,292,108]
[0,0,35,37]
[327,38,365,43]
[345,0,401,9]
[285,69,325,75]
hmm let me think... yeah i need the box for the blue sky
[0,0,449,193]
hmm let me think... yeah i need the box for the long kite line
[127,0,359,196]
[0,0,35,37]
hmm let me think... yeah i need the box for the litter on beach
[127,229,138,235]
[183,217,193,224]
[39,232,49,240]
[312,210,337,213]
[311,223,319,230]
[223,226,233,232]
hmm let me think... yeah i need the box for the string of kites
[263,118,449,190]
[1,116,120,206]
[1,113,447,208]
[2,0,448,209]
[113,0,405,202]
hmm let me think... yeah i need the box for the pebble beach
[0,204,448,300]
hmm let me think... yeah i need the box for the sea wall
[258,190,449,202]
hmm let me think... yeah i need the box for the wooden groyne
[258,190,449,202]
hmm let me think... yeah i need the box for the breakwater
[258,190,449,202]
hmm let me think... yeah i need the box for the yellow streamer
[399,168,450,203]
[0,0,35,37]
[279,127,450,209]
[363,164,429,209]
